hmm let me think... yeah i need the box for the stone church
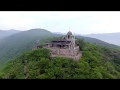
[44,31,82,61]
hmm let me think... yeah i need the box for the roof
[51,40,71,45]
[67,31,72,36]
[52,39,67,41]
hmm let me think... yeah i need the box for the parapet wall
[42,46,82,61]
[44,46,80,56]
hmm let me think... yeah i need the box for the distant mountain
[76,35,120,48]
[0,29,20,39]
[84,32,120,46]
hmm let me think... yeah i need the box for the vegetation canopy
[0,38,120,79]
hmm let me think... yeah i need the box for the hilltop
[0,38,120,79]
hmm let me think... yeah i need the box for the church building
[44,31,82,61]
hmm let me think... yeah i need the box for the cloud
[0,11,120,34]
[0,11,37,30]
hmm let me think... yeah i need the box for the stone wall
[43,46,82,61]
[59,49,69,55]
[74,51,82,61]
[51,51,82,61]
[74,46,80,55]
[44,46,80,56]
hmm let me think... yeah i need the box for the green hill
[0,38,120,79]
[0,28,120,70]
[0,28,55,68]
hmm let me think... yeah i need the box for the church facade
[44,31,82,61]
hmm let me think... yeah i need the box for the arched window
[68,35,70,39]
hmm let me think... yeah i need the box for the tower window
[68,35,70,39]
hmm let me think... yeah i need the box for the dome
[67,31,72,36]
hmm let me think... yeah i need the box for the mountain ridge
[84,32,120,46]
[0,30,21,39]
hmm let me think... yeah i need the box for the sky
[0,11,120,35]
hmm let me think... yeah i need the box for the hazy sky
[0,11,120,35]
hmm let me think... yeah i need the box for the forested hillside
[0,29,55,68]
[0,38,120,79]
[0,29,120,70]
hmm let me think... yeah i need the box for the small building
[44,31,82,61]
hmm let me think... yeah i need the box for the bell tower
[66,30,75,49]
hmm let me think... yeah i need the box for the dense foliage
[0,38,120,79]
